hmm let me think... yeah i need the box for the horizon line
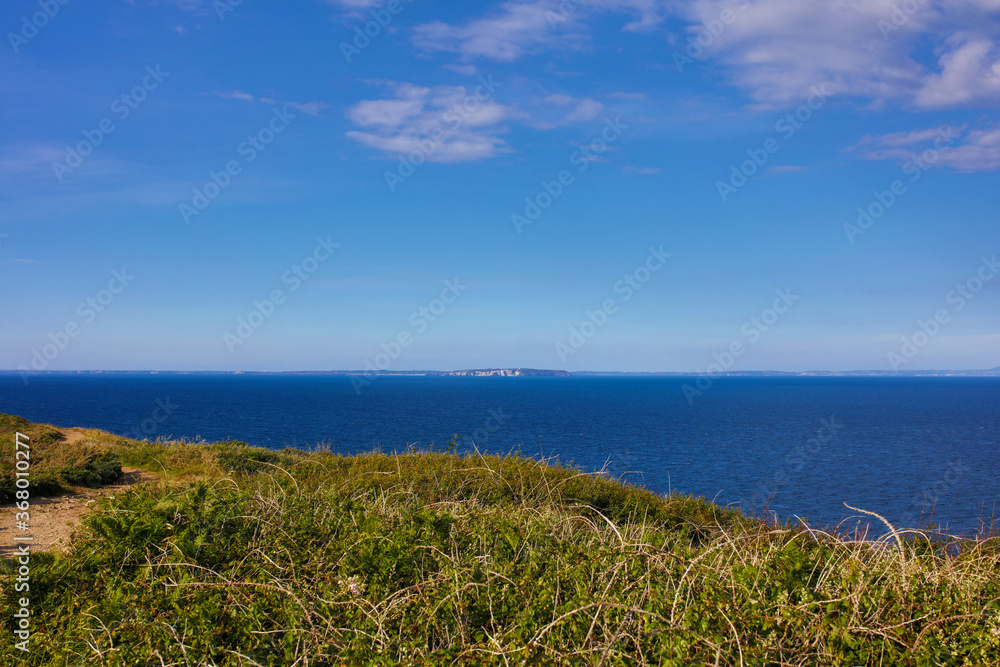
[3,368,1000,375]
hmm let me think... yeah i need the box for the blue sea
[2,373,998,536]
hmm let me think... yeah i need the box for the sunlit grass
[2,414,998,665]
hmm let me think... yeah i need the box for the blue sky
[2,0,998,372]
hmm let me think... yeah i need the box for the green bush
[210,440,293,474]
[53,452,124,487]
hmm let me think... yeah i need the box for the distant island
[574,368,1000,377]
[433,368,572,377]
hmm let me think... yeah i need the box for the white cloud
[676,0,934,107]
[410,0,679,61]
[345,82,517,162]
[344,82,613,161]
[677,0,1000,109]
[854,127,957,148]
[915,34,1000,107]
[583,0,673,32]
[413,0,1000,110]
[216,89,255,102]
[564,98,605,121]
[540,94,605,125]
[850,122,1000,171]
[412,2,587,61]
[937,124,1000,170]
[443,64,479,76]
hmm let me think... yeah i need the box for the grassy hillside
[0,414,123,502]
[2,414,999,665]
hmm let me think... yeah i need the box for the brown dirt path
[58,427,86,445]
[1,428,158,559]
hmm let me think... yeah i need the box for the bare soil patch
[1,428,158,558]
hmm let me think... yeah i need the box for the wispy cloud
[853,126,958,149]
[215,90,328,116]
[934,124,1000,171]
[765,165,807,176]
[534,94,605,127]
[344,81,621,161]
[345,81,517,162]
[622,165,662,175]
[216,89,255,102]
[0,144,65,177]
[850,122,1000,171]
[0,143,137,184]
[409,0,679,62]
[412,2,587,61]
[585,0,673,32]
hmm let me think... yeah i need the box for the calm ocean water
[1,373,997,536]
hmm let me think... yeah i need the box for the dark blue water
[2,373,998,536]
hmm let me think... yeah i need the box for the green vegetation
[0,414,123,503]
[2,414,999,665]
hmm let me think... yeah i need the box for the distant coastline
[3,368,1000,377]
